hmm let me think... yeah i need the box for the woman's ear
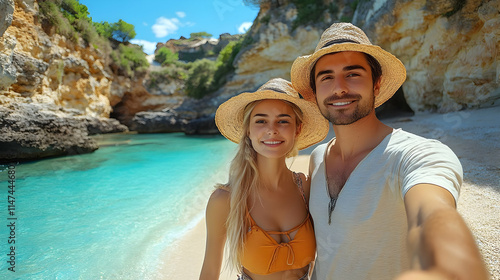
[296,123,303,136]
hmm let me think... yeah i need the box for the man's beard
[318,93,375,125]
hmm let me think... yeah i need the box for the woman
[199,78,329,280]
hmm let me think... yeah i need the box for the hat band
[321,38,359,49]
[259,86,287,94]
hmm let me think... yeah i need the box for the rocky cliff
[1,0,499,162]
[0,0,127,162]
[159,0,498,133]
[226,0,499,112]
[156,33,243,62]
[353,0,500,112]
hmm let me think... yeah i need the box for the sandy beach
[161,106,500,280]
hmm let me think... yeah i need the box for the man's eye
[321,76,332,81]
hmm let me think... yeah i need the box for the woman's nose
[267,124,278,135]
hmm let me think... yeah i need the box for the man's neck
[331,112,393,161]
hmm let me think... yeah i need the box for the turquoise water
[0,133,236,279]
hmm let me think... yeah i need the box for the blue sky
[79,0,260,54]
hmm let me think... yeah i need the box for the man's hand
[395,270,452,280]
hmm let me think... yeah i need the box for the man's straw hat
[291,22,406,108]
[215,78,329,150]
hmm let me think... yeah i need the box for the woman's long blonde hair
[221,99,304,272]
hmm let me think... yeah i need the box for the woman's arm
[199,188,230,280]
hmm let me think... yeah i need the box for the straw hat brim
[215,90,329,150]
[291,43,407,107]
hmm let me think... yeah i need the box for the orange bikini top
[240,173,316,275]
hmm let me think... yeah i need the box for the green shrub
[179,49,206,62]
[182,37,244,98]
[60,0,91,23]
[39,1,78,41]
[93,21,113,39]
[39,0,100,45]
[74,18,99,44]
[112,44,148,77]
[328,3,339,14]
[190,32,213,39]
[350,0,360,11]
[260,14,271,24]
[291,0,327,30]
[155,47,179,66]
[212,39,242,89]
[148,66,188,88]
[206,50,216,57]
[185,59,217,99]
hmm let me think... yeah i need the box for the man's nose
[332,77,348,95]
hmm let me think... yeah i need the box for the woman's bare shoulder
[207,185,230,211]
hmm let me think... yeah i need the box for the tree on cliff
[93,21,113,39]
[112,19,136,43]
[190,32,213,39]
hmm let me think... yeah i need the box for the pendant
[328,196,337,225]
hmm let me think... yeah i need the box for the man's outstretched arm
[398,183,489,280]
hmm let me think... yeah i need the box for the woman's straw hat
[291,22,406,108]
[215,78,329,150]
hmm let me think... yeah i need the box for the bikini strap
[216,184,230,192]
[293,172,308,208]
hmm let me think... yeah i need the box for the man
[291,23,488,279]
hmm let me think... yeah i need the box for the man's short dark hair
[309,52,382,94]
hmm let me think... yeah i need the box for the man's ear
[373,77,382,96]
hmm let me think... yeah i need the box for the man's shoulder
[390,129,448,149]
[388,129,457,158]
[311,141,329,159]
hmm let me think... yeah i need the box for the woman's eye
[255,120,265,124]
[278,120,290,124]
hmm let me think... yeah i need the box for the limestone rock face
[220,2,321,98]
[221,0,498,113]
[353,0,500,112]
[130,108,187,133]
[1,2,113,117]
[0,103,98,162]
[110,73,185,127]
[0,1,129,161]
[0,0,14,37]
[183,114,219,135]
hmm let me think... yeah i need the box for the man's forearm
[407,209,489,279]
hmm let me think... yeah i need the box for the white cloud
[238,22,252,34]
[176,11,186,18]
[130,39,157,55]
[152,17,180,38]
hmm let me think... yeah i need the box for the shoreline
[161,106,500,279]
